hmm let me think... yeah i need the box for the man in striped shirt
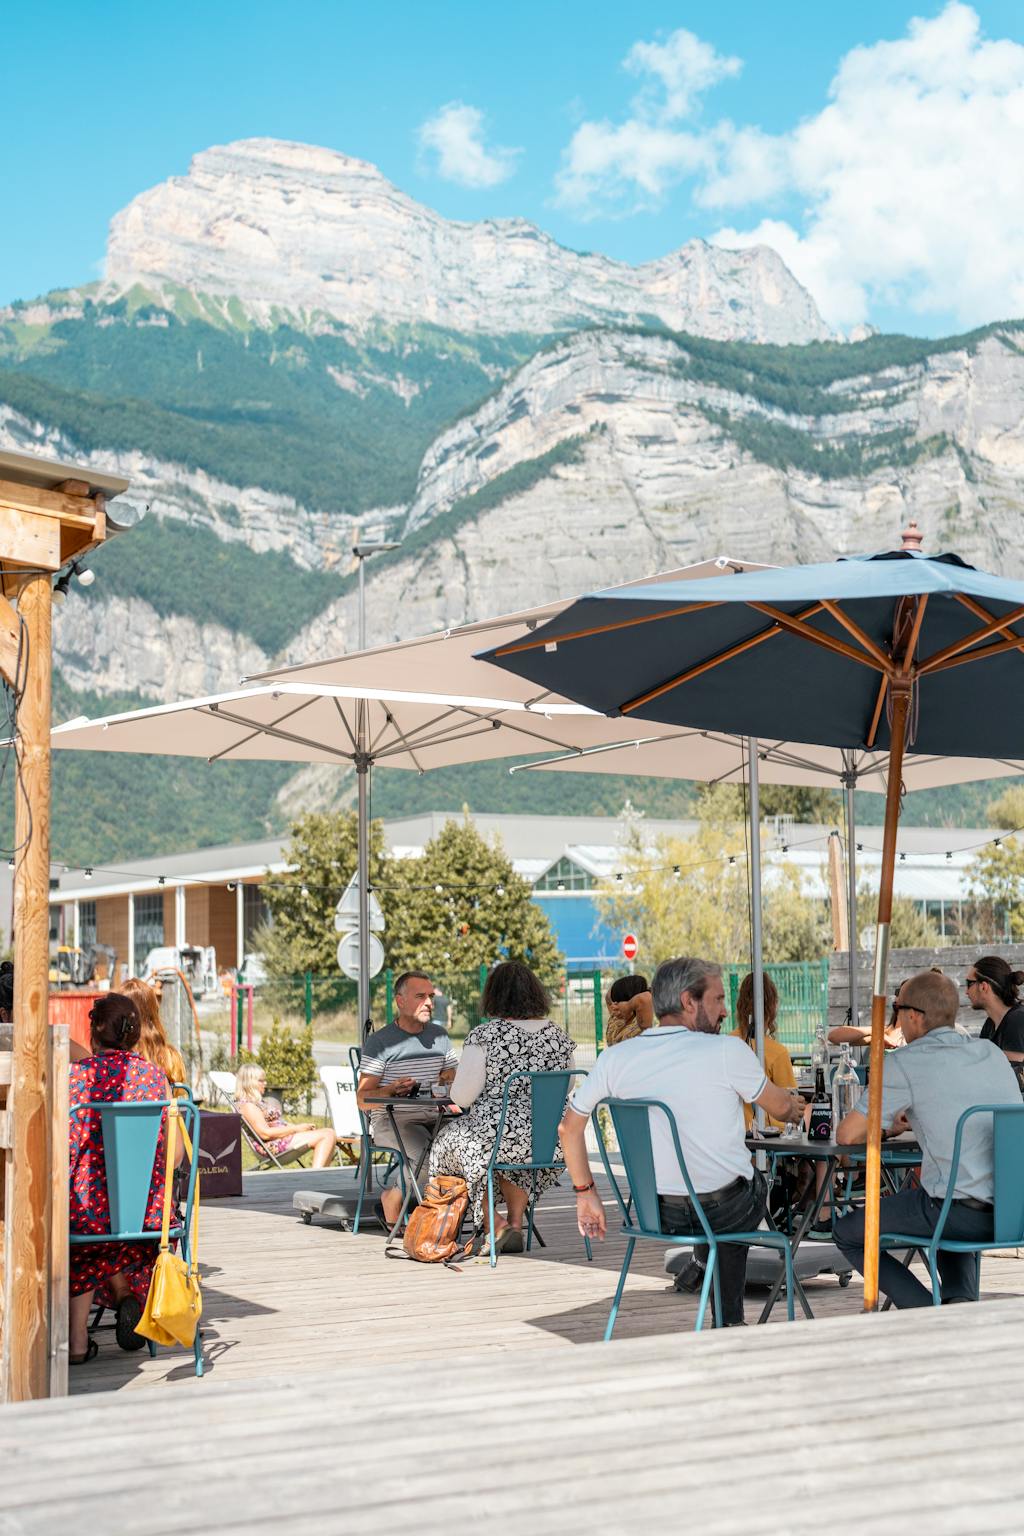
[357,970,458,1226]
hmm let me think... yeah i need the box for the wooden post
[862,681,911,1311]
[7,571,53,1398]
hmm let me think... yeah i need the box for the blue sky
[5,1,1024,334]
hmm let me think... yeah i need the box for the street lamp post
[351,540,399,1038]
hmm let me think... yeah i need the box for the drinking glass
[430,1082,449,1101]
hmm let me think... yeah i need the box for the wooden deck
[2,1168,1023,1532]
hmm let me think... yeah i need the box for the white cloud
[418,102,520,190]
[556,4,1024,332]
[705,3,1024,328]
[555,28,740,214]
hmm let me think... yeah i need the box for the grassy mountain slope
[0,291,538,512]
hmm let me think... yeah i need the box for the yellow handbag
[137,1101,203,1350]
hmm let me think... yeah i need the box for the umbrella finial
[900,518,924,553]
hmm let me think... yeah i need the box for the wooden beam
[0,477,102,525]
[0,507,61,573]
[7,572,53,1401]
[866,674,889,749]
[0,593,20,690]
[819,600,893,672]
[48,1026,68,1398]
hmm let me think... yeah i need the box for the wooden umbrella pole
[862,680,910,1311]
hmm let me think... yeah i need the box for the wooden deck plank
[1,1166,1021,1532]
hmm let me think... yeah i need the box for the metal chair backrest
[593,1097,716,1244]
[491,1070,578,1166]
[992,1106,1024,1244]
[320,1062,362,1139]
[70,1097,198,1241]
[349,1045,373,1142]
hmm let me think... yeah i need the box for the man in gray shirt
[835,968,1020,1307]
[357,970,458,1226]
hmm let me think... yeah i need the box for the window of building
[79,900,97,948]
[534,856,594,892]
[243,884,271,950]
[134,893,164,973]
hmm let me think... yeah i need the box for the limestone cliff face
[104,138,831,344]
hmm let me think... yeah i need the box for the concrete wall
[828,944,1024,1031]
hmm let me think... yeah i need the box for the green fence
[722,958,829,1056]
[237,959,827,1060]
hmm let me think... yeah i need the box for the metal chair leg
[487,1169,498,1268]
[695,1246,717,1332]
[604,1237,636,1341]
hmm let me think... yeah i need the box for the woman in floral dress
[69,993,171,1364]
[430,962,575,1253]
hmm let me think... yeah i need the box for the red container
[48,991,103,1054]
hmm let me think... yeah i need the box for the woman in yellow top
[731,971,797,1129]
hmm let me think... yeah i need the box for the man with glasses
[834,969,1019,1307]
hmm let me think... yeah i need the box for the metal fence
[722,958,829,1056]
[230,958,827,1060]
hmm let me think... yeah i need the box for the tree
[986,785,1024,831]
[384,814,562,986]
[595,786,831,968]
[855,884,942,950]
[967,837,1024,940]
[258,811,387,976]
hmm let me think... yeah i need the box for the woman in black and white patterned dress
[430,962,575,1253]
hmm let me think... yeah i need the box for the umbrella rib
[900,594,928,677]
[206,704,357,763]
[203,697,324,763]
[493,601,724,657]
[618,603,827,714]
[919,630,1024,677]
[819,602,893,671]
[917,601,1024,676]
[332,698,360,755]
[746,604,888,674]
[866,676,889,749]
[377,704,426,774]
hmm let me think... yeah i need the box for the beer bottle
[808,1065,833,1141]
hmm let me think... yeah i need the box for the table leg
[381,1106,450,1242]
[758,1156,839,1325]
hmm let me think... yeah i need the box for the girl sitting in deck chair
[234,1064,338,1169]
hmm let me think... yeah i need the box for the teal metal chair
[485,1070,593,1268]
[70,1093,203,1377]
[349,1045,406,1234]
[878,1102,1024,1305]
[593,1097,796,1339]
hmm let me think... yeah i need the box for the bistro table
[361,1093,460,1240]
[747,1131,921,1322]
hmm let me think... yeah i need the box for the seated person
[561,954,804,1327]
[431,960,574,1252]
[966,956,1024,1090]
[731,971,796,1129]
[356,970,458,1227]
[235,1064,338,1169]
[605,974,655,1046]
[69,994,172,1364]
[835,969,1020,1308]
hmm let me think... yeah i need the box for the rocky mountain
[104,138,831,343]
[1,137,1022,850]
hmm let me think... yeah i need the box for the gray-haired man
[560,956,804,1326]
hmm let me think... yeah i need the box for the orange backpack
[393,1175,472,1265]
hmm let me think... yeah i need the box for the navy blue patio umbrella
[480,527,1024,1309]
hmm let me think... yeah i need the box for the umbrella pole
[356,706,372,1043]
[747,738,767,1132]
[843,753,859,1028]
[863,687,910,1311]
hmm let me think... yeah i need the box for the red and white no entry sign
[622,933,639,963]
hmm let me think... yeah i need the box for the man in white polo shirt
[561,955,804,1326]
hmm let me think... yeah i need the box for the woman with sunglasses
[965,956,1024,1091]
